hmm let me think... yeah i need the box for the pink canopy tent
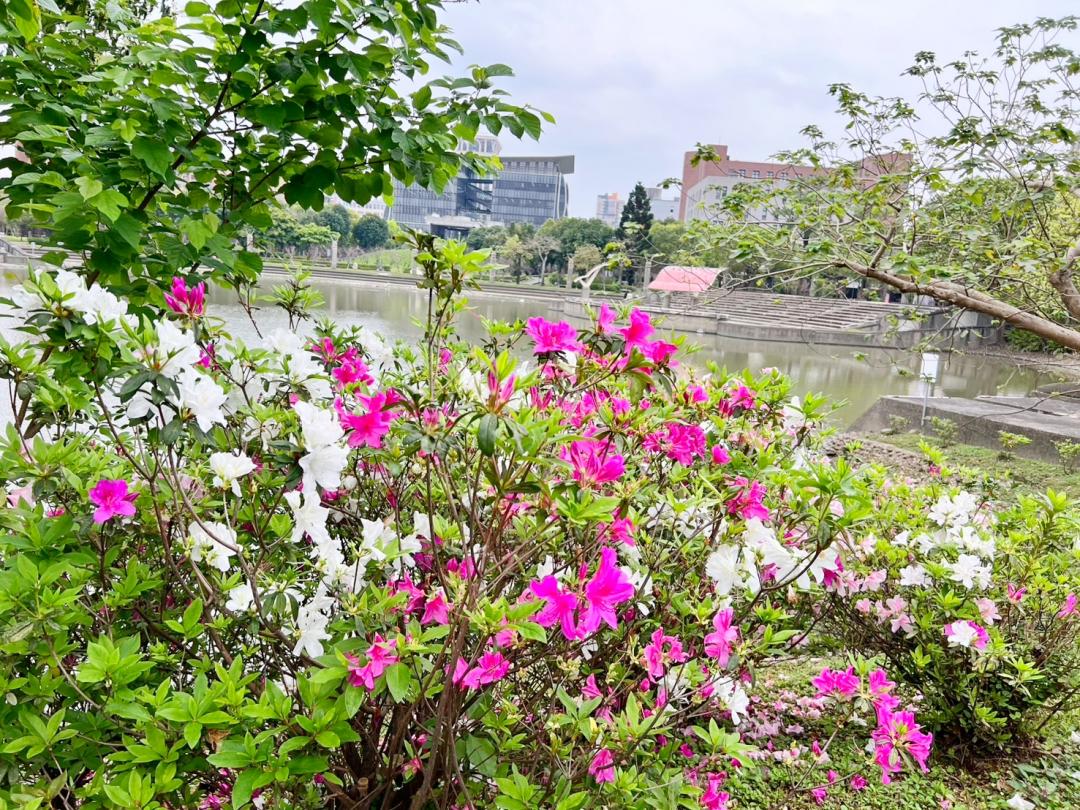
[647,265,721,293]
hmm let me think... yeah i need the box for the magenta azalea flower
[333,356,374,388]
[420,591,450,625]
[726,477,769,521]
[701,773,730,810]
[89,479,137,524]
[525,317,583,354]
[620,308,654,349]
[529,575,581,640]
[704,608,739,668]
[164,276,206,317]
[454,651,510,690]
[588,748,615,783]
[561,439,625,489]
[871,708,933,784]
[340,390,399,448]
[346,634,398,690]
[1058,593,1077,619]
[579,547,635,635]
[812,666,860,699]
[661,423,706,465]
[596,303,617,334]
[643,627,687,680]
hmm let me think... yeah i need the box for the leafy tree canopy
[353,214,391,251]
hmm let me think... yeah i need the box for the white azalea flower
[1005,795,1035,810]
[285,491,332,546]
[209,451,256,496]
[225,582,254,613]
[714,677,750,726]
[899,564,930,587]
[706,544,742,596]
[948,553,991,590]
[156,320,201,379]
[299,444,349,493]
[188,521,238,572]
[945,621,978,648]
[178,371,228,432]
[294,400,345,449]
[293,602,330,659]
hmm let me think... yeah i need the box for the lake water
[212,277,1054,426]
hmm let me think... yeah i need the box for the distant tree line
[256,204,391,258]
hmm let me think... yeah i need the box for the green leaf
[132,137,173,177]
[477,413,499,457]
[183,722,202,749]
[384,663,412,702]
[75,176,103,201]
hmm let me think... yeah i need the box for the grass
[873,432,1080,498]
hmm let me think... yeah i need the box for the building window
[778,171,788,179]
[766,171,774,178]
[737,169,746,177]
[752,170,760,178]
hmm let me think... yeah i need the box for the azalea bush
[810,470,1080,754]
[0,237,944,808]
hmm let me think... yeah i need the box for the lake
[211,276,1054,426]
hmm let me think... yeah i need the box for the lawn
[871,432,1080,498]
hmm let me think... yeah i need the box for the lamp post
[919,352,940,428]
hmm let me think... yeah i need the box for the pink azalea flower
[620,309,654,349]
[1058,593,1077,619]
[1007,583,1027,604]
[7,485,33,508]
[164,276,206,317]
[711,445,731,465]
[812,667,860,699]
[582,674,603,701]
[561,440,625,489]
[340,391,399,449]
[598,517,636,547]
[975,597,1000,625]
[421,591,449,625]
[89,479,137,524]
[588,748,615,783]
[704,608,739,669]
[850,774,868,791]
[455,651,511,690]
[528,575,580,640]
[872,708,933,784]
[810,787,827,805]
[643,340,679,365]
[643,628,687,680]
[868,669,896,698]
[526,317,583,354]
[346,634,398,690]
[726,477,769,521]
[661,423,707,465]
[701,773,730,809]
[597,303,617,334]
[579,547,635,635]
[333,357,374,388]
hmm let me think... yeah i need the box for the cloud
[441,0,1077,216]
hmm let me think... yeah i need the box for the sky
[440,0,1079,217]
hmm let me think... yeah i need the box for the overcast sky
[441,0,1078,217]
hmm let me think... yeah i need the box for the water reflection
[212,277,1051,426]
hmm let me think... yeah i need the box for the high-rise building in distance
[595,192,624,227]
[387,137,573,238]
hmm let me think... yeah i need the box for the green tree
[353,214,391,250]
[313,204,352,245]
[618,182,654,283]
[528,234,560,285]
[537,217,615,268]
[498,234,533,282]
[0,0,547,337]
[646,221,688,266]
[696,16,1080,350]
[465,224,508,251]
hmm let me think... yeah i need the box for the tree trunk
[844,260,1080,352]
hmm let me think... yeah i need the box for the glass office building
[388,153,574,237]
